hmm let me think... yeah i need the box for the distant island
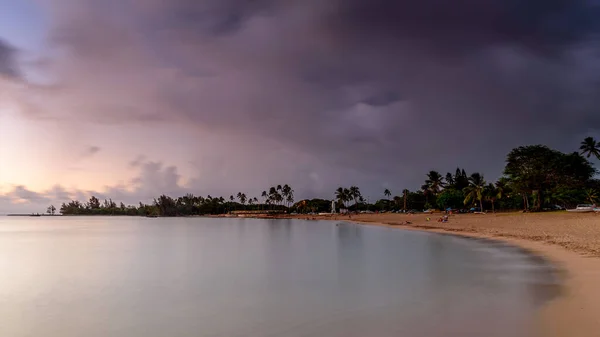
[48,139,599,217]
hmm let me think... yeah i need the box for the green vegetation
[60,185,294,217]
[57,139,600,216]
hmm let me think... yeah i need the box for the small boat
[567,204,597,213]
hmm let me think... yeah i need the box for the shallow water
[0,216,561,337]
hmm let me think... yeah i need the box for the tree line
[56,138,600,216]
[59,185,296,216]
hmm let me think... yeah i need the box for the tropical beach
[19,141,597,336]
[302,211,600,337]
[3,0,600,335]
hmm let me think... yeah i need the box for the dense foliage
[59,185,295,216]
[56,139,600,216]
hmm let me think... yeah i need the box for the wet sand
[290,212,600,337]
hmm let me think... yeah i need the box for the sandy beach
[289,212,600,337]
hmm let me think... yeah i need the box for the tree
[424,171,445,195]
[454,168,470,190]
[268,187,279,208]
[274,192,283,207]
[236,192,247,206]
[436,189,464,210]
[445,173,455,188]
[393,195,402,209]
[384,188,391,200]
[261,191,268,209]
[585,189,598,204]
[46,205,56,215]
[349,186,361,209]
[580,137,600,160]
[87,196,101,209]
[402,189,409,211]
[282,184,294,208]
[504,145,595,210]
[281,184,294,208]
[464,172,486,211]
[485,183,501,213]
[383,188,391,210]
[335,187,349,208]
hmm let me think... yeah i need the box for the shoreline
[315,214,600,337]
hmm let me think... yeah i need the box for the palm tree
[585,189,598,204]
[343,188,351,208]
[229,195,235,211]
[282,184,293,208]
[335,187,348,208]
[261,191,268,210]
[236,192,247,207]
[580,137,600,159]
[268,187,278,208]
[484,183,501,213]
[349,186,361,209]
[383,188,392,210]
[286,193,294,209]
[495,178,508,198]
[274,192,283,207]
[402,189,409,211]
[463,173,486,211]
[424,171,445,195]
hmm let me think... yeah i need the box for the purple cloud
[4,0,600,204]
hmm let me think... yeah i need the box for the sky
[1,0,600,213]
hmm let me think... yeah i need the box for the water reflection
[0,217,561,337]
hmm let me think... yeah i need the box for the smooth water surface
[0,217,560,337]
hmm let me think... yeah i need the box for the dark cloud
[329,0,600,56]
[19,0,600,197]
[0,39,20,78]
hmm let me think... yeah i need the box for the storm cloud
[8,0,600,202]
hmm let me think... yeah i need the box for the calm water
[0,217,560,337]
